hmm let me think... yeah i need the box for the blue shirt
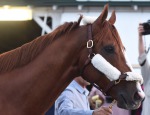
[55,80,94,115]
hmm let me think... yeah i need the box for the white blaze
[124,51,134,71]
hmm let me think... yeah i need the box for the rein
[81,24,127,96]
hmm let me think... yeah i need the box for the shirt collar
[70,80,89,96]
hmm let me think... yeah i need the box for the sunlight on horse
[0,4,144,115]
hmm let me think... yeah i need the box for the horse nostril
[134,91,142,101]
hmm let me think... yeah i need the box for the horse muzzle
[117,86,145,110]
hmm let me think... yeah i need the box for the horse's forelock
[94,21,111,40]
[93,21,124,55]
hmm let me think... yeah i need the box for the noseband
[81,24,127,96]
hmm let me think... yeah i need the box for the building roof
[1,0,150,7]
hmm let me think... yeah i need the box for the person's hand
[89,95,104,109]
[93,106,112,115]
[138,23,144,37]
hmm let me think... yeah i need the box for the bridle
[81,24,127,96]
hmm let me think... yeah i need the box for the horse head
[78,4,145,110]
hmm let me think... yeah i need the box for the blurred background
[0,0,150,115]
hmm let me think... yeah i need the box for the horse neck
[0,25,88,115]
[37,25,88,98]
[28,25,88,113]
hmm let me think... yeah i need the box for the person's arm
[138,23,147,66]
[138,24,145,56]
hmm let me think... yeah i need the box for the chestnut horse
[0,4,144,115]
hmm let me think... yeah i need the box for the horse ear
[94,4,108,25]
[108,10,116,25]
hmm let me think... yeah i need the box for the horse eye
[104,45,114,53]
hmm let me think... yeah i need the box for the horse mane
[0,16,83,73]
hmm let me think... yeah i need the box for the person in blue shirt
[55,76,112,115]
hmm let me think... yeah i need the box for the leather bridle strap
[103,73,127,95]
[80,24,94,76]
[91,73,127,96]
